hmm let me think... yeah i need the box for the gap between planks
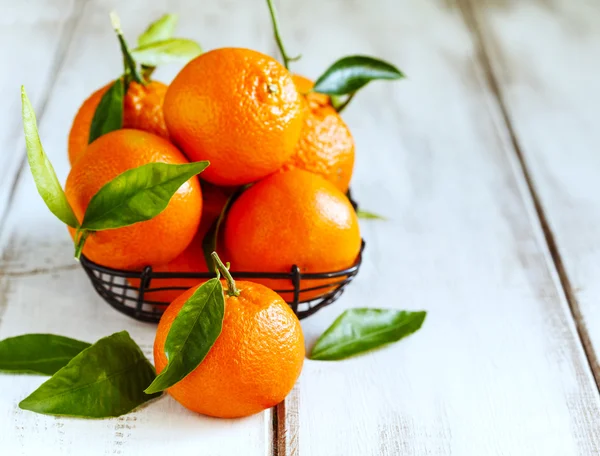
[0,0,89,240]
[457,0,600,392]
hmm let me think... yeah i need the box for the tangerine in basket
[281,75,355,192]
[65,129,202,270]
[223,169,361,301]
[154,268,305,418]
[163,48,304,186]
[128,181,230,304]
[68,80,169,165]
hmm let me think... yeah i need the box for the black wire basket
[79,240,365,323]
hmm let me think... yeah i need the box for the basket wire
[80,240,365,323]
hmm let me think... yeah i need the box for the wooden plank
[0,0,276,454]
[275,0,600,454]
[462,0,600,384]
[0,0,79,228]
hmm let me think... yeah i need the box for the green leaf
[202,192,238,271]
[145,278,225,393]
[110,12,142,84]
[131,39,202,67]
[356,209,387,220]
[21,87,79,229]
[310,309,426,361]
[80,161,209,231]
[0,334,90,375]
[137,14,178,47]
[19,331,160,418]
[313,55,405,96]
[88,79,124,145]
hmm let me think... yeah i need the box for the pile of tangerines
[22,4,404,419]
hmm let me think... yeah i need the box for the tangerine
[68,80,169,164]
[154,277,305,418]
[65,129,202,270]
[223,169,361,301]
[163,48,304,186]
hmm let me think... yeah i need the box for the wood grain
[0,0,276,454]
[462,0,600,387]
[275,0,600,454]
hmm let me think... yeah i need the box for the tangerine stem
[110,11,143,84]
[211,252,240,297]
[265,0,299,69]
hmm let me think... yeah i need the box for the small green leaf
[80,161,209,231]
[110,12,142,84]
[0,334,90,375]
[310,309,426,361]
[88,79,124,144]
[313,55,405,96]
[202,192,238,271]
[356,209,387,220]
[21,87,79,229]
[145,278,225,393]
[19,331,160,418]
[137,14,178,47]
[131,39,202,67]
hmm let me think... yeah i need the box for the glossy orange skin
[65,129,202,270]
[223,169,361,301]
[128,182,230,303]
[163,48,304,186]
[68,80,169,164]
[154,280,305,418]
[282,75,355,192]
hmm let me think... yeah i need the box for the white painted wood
[276,0,600,454]
[466,0,600,380]
[0,0,276,454]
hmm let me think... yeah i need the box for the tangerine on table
[163,48,305,186]
[154,277,305,418]
[65,129,202,270]
[68,80,169,164]
[281,75,355,193]
[223,169,361,301]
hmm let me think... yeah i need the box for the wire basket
[79,240,365,323]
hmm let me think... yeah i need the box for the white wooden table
[2,0,600,454]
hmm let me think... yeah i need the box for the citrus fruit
[65,129,202,270]
[163,47,304,186]
[68,80,169,164]
[128,181,230,303]
[154,277,305,418]
[223,169,361,301]
[281,75,355,192]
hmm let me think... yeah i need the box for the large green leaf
[313,55,404,96]
[0,334,90,375]
[80,161,209,231]
[19,331,160,418]
[88,78,124,144]
[131,39,202,67]
[145,278,225,393]
[21,87,79,229]
[137,14,178,47]
[310,309,426,361]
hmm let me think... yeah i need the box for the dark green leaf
[202,192,238,271]
[0,334,90,375]
[19,331,160,418]
[313,55,405,96]
[21,87,79,229]
[80,161,209,231]
[88,79,124,144]
[110,12,142,84]
[356,209,387,220]
[131,39,202,67]
[145,278,225,393]
[137,14,178,47]
[310,309,426,361]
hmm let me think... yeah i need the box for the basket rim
[79,239,366,281]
